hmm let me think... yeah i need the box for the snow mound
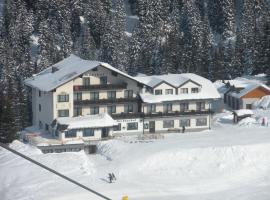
[238,117,257,127]
[253,95,270,109]
[9,140,42,156]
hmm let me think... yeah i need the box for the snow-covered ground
[1,111,270,200]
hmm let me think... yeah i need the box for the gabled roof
[138,73,220,103]
[134,74,198,88]
[229,83,270,98]
[24,54,143,92]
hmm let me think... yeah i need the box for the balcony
[144,109,212,118]
[74,97,141,106]
[111,110,213,119]
[73,82,127,91]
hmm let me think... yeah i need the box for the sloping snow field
[1,112,270,200]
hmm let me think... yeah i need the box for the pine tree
[241,1,256,75]
[99,0,128,71]
[0,77,17,143]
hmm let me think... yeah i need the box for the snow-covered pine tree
[99,0,128,71]
[241,0,256,75]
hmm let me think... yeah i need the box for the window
[180,119,190,127]
[83,77,90,85]
[113,123,121,131]
[58,94,69,102]
[92,67,98,71]
[180,88,188,94]
[74,92,82,101]
[90,106,99,115]
[196,118,207,126]
[107,91,116,100]
[124,104,133,113]
[39,104,41,112]
[39,90,41,97]
[66,129,77,138]
[164,103,172,113]
[58,109,69,117]
[196,102,205,111]
[149,104,156,113]
[100,76,107,85]
[191,88,199,93]
[45,124,49,131]
[74,107,82,116]
[155,89,162,95]
[90,91,99,100]
[163,120,174,128]
[83,128,94,137]
[180,103,189,112]
[246,104,252,109]
[107,105,116,114]
[127,122,138,130]
[165,89,173,95]
[124,90,133,98]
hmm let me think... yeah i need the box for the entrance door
[149,121,155,133]
[101,128,109,138]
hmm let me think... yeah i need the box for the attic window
[52,66,59,73]
[92,67,98,71]
[191,88,199,93]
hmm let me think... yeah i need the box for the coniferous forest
[0,0,270,142]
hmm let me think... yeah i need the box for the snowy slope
[1,112,270,200]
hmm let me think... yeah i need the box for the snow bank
[238,117,257,127]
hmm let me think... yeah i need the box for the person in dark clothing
[182,126,185,133]
[112,173,116,181]
[108,173,113,183]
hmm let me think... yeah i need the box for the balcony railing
[73,82,127,91]
[111,109,212,119]
[144,109,212,118]
[74,97,141,106]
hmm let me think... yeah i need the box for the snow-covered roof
[135,74,191,88]
[233,109,254,116]
[214,81,230,97]
[139,73,221,103]
[24,54,142,92]
[56,113,117,130]
[229,83,270,98]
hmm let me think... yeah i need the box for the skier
[108,173,113,183]
[112,173,116,181]
[182,126,185,133]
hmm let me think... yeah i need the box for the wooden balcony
[73,82,127,91]
[74,97,141,106]
[111,110,212,119]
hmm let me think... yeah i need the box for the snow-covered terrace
[56,113,117,130]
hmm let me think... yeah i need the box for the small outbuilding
[233,109,254,123]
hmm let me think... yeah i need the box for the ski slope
[1,112,270,200]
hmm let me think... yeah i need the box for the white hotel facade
[25,55,220,142]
